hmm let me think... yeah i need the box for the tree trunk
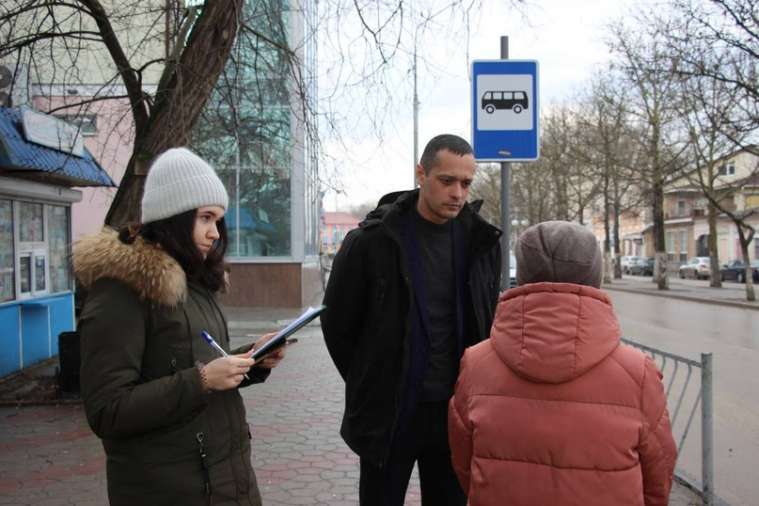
[105,0,244,228]
[603,251,613,285]
[708,202,722,287]
[652,175,669,289]
[613,196,622,279]
[736,224,756,301]
[603,171,612,285]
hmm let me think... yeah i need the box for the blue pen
[201,331,250,380]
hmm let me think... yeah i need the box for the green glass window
[192,0,294,258]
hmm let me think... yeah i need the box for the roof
[0,107,115,187]
[322,212,360,226]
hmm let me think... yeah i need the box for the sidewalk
[0,312,703,506]
[603,274,759,311]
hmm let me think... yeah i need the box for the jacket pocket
[345,358,398,422]
[346,362,377,418]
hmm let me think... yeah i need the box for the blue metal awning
[0,107,116,187]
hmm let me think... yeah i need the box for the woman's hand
[201,351,255,391]
[252,332,287,369]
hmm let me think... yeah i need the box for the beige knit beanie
[141,147,229,224]
[515,220,603,288]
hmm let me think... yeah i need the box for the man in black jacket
[322,134,502,505]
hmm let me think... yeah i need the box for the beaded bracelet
[196,362,211,392]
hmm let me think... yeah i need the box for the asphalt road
[609,290,759,506]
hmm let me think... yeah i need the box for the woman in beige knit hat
[74,147,285,506]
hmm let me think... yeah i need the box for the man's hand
[252,332,287,369]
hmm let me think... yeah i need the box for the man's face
[416,149,476,224]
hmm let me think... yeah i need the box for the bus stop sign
[471,59,539,162]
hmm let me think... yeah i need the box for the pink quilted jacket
[449,282,677,506]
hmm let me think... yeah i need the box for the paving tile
[0,325,700,506]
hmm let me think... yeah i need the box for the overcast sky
[320,0,639,212]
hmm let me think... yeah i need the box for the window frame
[0,199,14,302]
[665,231,676,262]
[679,230,688,263]
[14,200,50,300]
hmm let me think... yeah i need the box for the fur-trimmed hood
[73,228,186,307]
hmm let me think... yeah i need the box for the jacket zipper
[196,431,212,505]
[374,204,499,468]
[206,290,251,496]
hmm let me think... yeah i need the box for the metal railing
[622,338,714,506]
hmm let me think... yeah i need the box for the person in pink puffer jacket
[448,221,677,506]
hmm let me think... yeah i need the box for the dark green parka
[74,229,267,506]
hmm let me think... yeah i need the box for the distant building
[661,147,759,265]
[321,212,360,255]
[588,146,759,268]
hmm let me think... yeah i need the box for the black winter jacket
[321,190,501,466]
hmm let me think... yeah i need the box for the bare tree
[665,0,758,148]
[540,106,578,222]
[681,84,757,298]
[570,74,644,281]
[470,105,604,245]
[609,20,691,289]
[469,162,501,227]
[3,0,516,230]
[1,0,246,228]
[645,0,759,299]
[470,154,579,246]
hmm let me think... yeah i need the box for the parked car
[623,256,644,275]
[629,256,654,276]
[618,256,634,273]
[720,259,759,283]
[678,257,711,280]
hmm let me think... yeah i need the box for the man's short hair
[419,134,473,174]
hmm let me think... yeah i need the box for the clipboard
[251,305,326,361]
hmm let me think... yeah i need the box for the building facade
[590,147,759,269]
[320,212,360,255]
[192,0,321,308]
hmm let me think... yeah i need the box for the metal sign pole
[500,36,511,290]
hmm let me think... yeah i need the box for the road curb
[603,284,759,312]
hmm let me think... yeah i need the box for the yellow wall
[746,195,759,209]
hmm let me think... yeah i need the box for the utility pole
[500,36,511,290]
[413,31,420,185]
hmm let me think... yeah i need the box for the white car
[678,257,711,280]
[622,256,643,275]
